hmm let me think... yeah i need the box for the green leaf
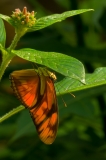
[0,18,6,47]
[28,9,94,31]
[0,9,93,32]
[0,14,10,23]
[12,48,85,83]
[55,67,106,95]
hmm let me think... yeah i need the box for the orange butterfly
[10,67,58,144]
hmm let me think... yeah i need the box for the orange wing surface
[10,68,58,144]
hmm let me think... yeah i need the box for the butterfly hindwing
[30,76,58,144]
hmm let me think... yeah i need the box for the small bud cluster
[11,7,36,27]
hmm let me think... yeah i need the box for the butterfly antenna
[61,97,67,107]
[69,92,75,98]
[56,81,75,107]
[56,83,67,107]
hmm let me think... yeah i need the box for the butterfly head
[38,67,57,81]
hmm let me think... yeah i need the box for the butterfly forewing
[10,68,58,144]
[10,69,40,108]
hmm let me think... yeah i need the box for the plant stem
[0,53,14,80]
[0,105,25,123]
[0,28,28,121]
[8,32,23,51]
[0,28,27,80]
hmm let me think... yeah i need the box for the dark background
[0,0,106,159]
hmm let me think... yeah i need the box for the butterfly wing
[30,76,58,144]
[10,69,40,108]
[10,68,58,144]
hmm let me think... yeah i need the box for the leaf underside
[55,67,106,95]
[13,48,85,83]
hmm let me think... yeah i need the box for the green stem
[0,33,20,80]
[8,34,19,51]
[0,105,25,123]
[8,32,23,51]
[0,29,28,121]
[7,28,27,51]
[0,28,27,80]
[0,53,15,80]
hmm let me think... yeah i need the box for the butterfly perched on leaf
[10,67,58,144]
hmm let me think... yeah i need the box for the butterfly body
[10,67,58,144]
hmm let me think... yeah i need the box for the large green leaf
[0,9,93,32]
[0,18,6,47]
[12,48,85,83]
[28,9,93,32]
[55,67,106,95]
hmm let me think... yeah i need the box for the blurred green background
[0,0,106,159]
